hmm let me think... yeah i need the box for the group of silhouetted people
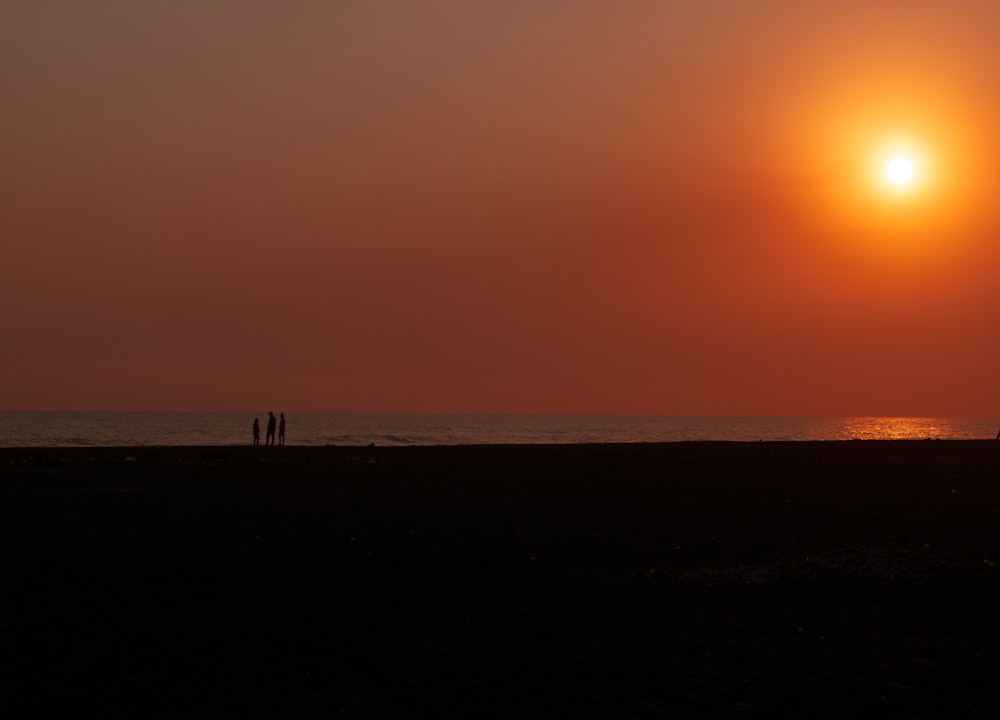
[252,411,286,447]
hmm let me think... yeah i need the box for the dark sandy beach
[3,441,1000,718]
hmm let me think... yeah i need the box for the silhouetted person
[278,413,286,446]
[252,418,260,447]
[266,411,276,446]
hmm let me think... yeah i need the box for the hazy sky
[4,1,1000,415]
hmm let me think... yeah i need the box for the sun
[866,137,928,198]
[886,156,914,185]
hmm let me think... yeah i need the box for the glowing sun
[886,156,914,185]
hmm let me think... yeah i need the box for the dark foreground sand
[3,441,1000,718]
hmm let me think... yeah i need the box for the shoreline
[3,435,999,455]
[4,440,1000,716]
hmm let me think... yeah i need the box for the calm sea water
[0,413,996,447]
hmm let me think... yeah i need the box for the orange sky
[4,1,1000,415]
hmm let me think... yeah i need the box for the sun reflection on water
[829,417,969,441]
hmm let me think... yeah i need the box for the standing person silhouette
[278,413,286,446]
[252,418,260,447]
[266,411,277,446]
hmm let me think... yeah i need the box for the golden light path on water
[828,417,970,441]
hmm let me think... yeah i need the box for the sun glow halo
[784,73,991,260]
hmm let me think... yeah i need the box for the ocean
[0,412,996,447]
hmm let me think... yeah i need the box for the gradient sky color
[4,1,1000,415]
